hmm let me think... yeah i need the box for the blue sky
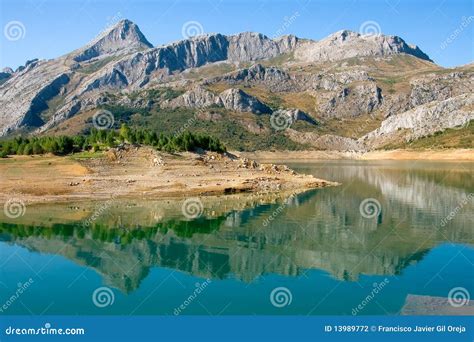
[0,0,473,69]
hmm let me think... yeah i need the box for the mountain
[294,29,432,63]
[0,19,472,150]
[72,19,153,62]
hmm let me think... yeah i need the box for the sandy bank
[0,147,337,205]
[240,149,474,162]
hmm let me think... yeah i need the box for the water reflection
[0,161,472,294]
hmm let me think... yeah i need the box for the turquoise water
[0,161,473,315]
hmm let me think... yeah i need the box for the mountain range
[1,19,472,150]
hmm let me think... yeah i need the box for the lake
[0,160,473,315]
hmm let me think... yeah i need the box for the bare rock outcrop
[0,59,71,135]
[295,30,432,63]
[305,70,373,91]
[320,82,383,118]
[219,88,271,114]
[206,64,294,91]
[227,32,297,62]
[162,86,271,115]
[361,93,474,148]
[285,129,364,151]
[162,86,222,109]
[275,108,318,125]
[409,72,474,107]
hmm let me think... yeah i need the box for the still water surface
[0,160,473,315]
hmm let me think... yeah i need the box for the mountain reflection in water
[0,161,472,314]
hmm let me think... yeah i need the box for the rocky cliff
[294,30,432,63]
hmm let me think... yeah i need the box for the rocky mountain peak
[327,29,360,42]
[1,67,14,74]
[295,30,432,62]
[72,19,153,62]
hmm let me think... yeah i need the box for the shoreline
[0,147,337,205]
[239,148,474,162]
[1,147,472,205]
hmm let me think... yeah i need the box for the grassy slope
[131,107,310,151]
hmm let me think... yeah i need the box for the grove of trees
[0,124,226,157]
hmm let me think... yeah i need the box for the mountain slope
[1,19,472,151]
[0,19,153,136]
